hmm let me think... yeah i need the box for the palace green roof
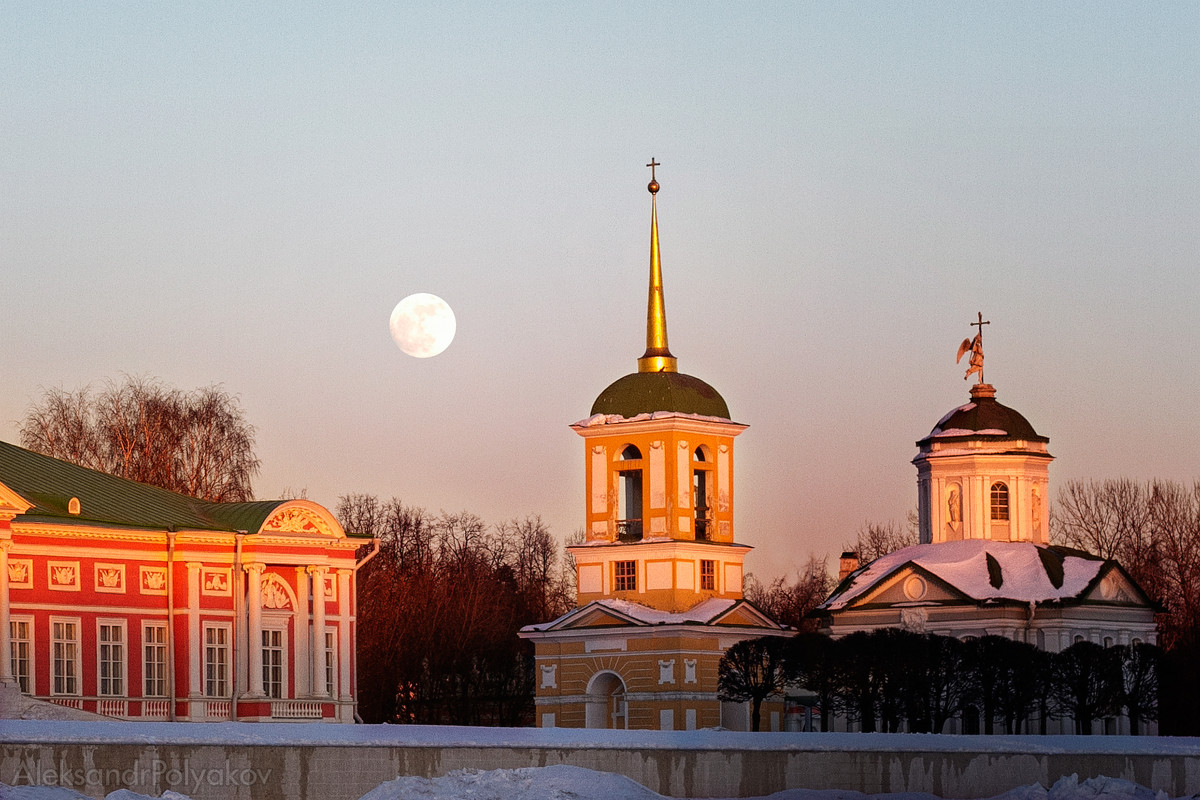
[0,439,285,533]
[590,371,731,420]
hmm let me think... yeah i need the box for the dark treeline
[341,494,574,725]
[720,630,1162,734]
[1054,479,1200,733]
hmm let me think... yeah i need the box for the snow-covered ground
[6,722,1199,800]
[0,767,1181,800]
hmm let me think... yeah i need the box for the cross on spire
[971,311,990,344]
[646,158,660,180]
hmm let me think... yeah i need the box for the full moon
[389,293,456,358]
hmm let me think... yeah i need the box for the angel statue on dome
[956,312,989,383]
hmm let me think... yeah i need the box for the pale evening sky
[3,3,1197,581]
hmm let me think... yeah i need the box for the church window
[262,628,285,699]
[144,623,167,697]
[615,560,636,592]
[990,482,1009,521]
[1103,636,1114,648]
[700,560,716,591]
[10,619,31,694]
[204,624,229,697]
[617,446,643,541]
[98,620,126,697]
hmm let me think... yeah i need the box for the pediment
[0,480,33,521]
[259,501,344,538]
[850,564,970,609]
[711,601,784,629]
[1081,565,1152,607]
[550,605,643,630]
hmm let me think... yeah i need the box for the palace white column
[309,566,328,696]
[0,541,14,684]
[245,563,265,697]
[186,562,202,698]
[293,566,309,698]
[336,569,352,701]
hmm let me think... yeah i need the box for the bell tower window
[990,482,1010,521]
[617,445,643,541]
[693,446,712,540]
[614,560,637,592]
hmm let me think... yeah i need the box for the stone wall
[4,722,1200,800]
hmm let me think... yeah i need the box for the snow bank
[0,769,1186,800]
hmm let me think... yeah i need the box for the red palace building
[0,440,376,722]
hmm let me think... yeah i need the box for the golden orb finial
[647,158,660,194]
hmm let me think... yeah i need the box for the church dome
[591,371,730,419]
[919,384,1046,445]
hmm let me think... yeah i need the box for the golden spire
[638,158,678,373]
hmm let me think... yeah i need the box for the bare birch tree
[20,377,259,502]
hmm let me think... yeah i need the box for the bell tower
[569,163,751,612]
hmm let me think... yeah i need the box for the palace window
[700,560,716,591]
[10,619,31,694]
[98,621,125,696]
[262,629,285,699]
[990,482,1010,521]
[204,624,229,697]
[617,445,643,541]
[143,623,168,697]
[614,560,636,592]
[325,630,337,697]
[51,619,79,695]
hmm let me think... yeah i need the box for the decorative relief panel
[48,561,80,591]
[202,568,232,596]
[140,566,167,595]
[684,658,697,684]
[539,664,557,689]
[900,607,928,633]
[658,659,675,685]
[261,507,332,537]
[8,558,33,588]
[261,575,293,610]
[94,563,126,593]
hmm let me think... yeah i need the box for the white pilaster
[245,563,265,697]
[186,562,202,698]
[0,541,14,683]
[293,566,309,698]
[337,569,352,702]
[309,566,328,697]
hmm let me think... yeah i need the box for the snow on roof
[573,411,732,427]
[821,540,1106,611]
[521,597,738,632]
[934,402,975,428]
[932,427,1008,437]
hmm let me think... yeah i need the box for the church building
[520,164,791,731]
[0,440,375,722]
[816,316,1157,733]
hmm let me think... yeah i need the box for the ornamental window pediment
[261,574,295,610]
[260,503,341,538]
